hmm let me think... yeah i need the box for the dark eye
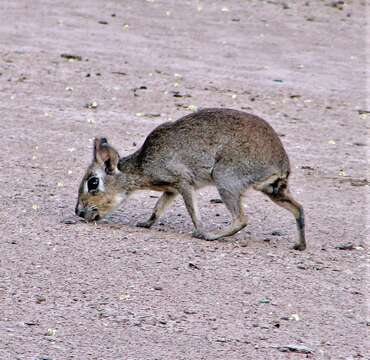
[87,177,99,192]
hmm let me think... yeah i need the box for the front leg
[178,185,210,239]
[137,191,177,228]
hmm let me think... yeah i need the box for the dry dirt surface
[0,1,369,359]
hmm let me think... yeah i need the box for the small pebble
[210,198,223,204]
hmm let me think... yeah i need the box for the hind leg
[199,166,248,241]
[177,181,247,241]
[206,187,248,240]
[260,179,306,251]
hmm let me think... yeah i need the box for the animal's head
[75,137,127,221]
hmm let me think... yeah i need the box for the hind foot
[192,229,220,241]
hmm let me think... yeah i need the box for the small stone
[335,243,355,250]
[45,328,57,337]
[329,1,345,10]
[277,344,314,354]
[215,337,228,342]
[85,101,98,109]
[187,104,198,112]
[153,286,163,291]
[350,179,369,187]
[188,262,200,270]
[271,230,282,236]
[259,298,270,304]
[36,295,46,304]
[184,309,197,315]
[60,53,82,61]
[289,314,300,321]
[24,321,39,326]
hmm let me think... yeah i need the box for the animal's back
[136,108,290,185]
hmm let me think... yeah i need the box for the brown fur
[75,108,306,250]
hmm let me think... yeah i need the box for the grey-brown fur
[76,108,306,250]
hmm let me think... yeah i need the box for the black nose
[77,210,86,218]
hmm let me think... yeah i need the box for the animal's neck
[117,153,150,191]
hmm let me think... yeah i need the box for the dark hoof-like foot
[136,221,153,229]
[292,243,306,251]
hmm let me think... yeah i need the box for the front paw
[292,242,306,251]
[136,221,153,229]
[192,229,205,239]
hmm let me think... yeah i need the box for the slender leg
[137,191,177,228]
[202,187,248,240]
[177,185,205,237]
[262,181,306,251]
[181,176,248,241]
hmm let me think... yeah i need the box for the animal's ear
[93,137,120,175]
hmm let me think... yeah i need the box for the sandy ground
[0,0,369,359]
